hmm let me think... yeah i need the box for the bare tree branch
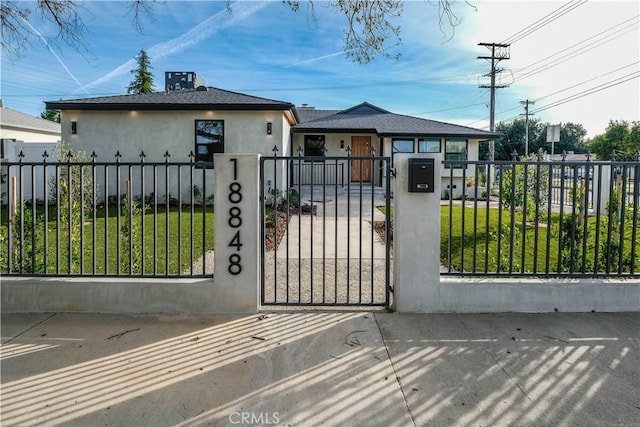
[2,0,470,63]
[128,0,164,34]
[0,3,33,59]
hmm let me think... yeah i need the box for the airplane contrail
[75,1,271,94]
[21,18,88,93]
[284,50,350,68]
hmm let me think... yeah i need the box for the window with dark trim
[391,138,414,166]
[304,135,325,157]
[392,139,414,154]
[195,120,224,164]
[418,138,440,153]
[444,139,467,168]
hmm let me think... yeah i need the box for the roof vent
[196,86,208,91]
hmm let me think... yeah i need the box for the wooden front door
[351,136,372,182]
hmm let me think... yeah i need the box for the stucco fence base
[1,277,638,314]
[0,277,256,315]
[415,278,640,313]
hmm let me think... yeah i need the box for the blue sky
[1,1,638,138]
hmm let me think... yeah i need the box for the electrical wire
[531,72,639,114]
[512,19,639,83]
[533,61,639,103]
[501,0,587,45]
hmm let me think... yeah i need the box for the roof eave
[378,131,502,139]
[291,127,379,134]
[44,102,296,112]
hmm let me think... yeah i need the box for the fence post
[393,153,441,313]
[598,164,611,213]
[213,153,260,313]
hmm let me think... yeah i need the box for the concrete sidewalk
[1,312,638,426]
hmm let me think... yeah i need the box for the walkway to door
[261,156,392,307]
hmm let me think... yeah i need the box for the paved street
[2,312,638,426]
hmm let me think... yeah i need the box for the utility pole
[478,42,510,161]
[520,99,535,157]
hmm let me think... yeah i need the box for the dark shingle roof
[45,87,296,114]
[1,107,61,133]
[294,102,500,139]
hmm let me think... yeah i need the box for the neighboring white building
[1,103,61,201]
[1,104,61,144]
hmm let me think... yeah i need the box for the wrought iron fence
[0,150,215,277]
[442,153,640,278]
[261,153,392,306]
[290,161,345,186]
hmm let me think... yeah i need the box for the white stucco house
[44,87,498,199]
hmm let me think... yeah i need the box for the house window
[418,138,440,153]
[195,120,224,164]
[445,139,467,168]
[392,138,414,166]
[304,135,325,157]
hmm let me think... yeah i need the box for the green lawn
[1,205,215,275]
[379,205,639,275]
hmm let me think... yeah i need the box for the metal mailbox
[408,158,434,193]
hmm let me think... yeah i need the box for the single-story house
[292,102,499,196]
[45,87,498,199]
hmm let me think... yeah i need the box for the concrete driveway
[263,185,391,305]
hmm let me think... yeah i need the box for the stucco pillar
[596,164,612,214]
[213,154,260,313]
[393,153,441,313]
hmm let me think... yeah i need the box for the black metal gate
[260,154,392,307]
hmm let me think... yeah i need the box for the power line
[512,19,639,83]
[465,65,639,128]
[520,99,535,156]
[477,42,511,161]
[531,72,639,114]
[410,101,486,116]
[511,15,638,75]
[502,0,587,45]
[534,61,640,102]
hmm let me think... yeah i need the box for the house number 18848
[228,159,243,275]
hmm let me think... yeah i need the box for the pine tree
[127,49,155,94]
[41,110,60,123]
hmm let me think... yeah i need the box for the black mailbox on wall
[408,158,435,193]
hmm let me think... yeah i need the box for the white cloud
[74,1,271,94]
